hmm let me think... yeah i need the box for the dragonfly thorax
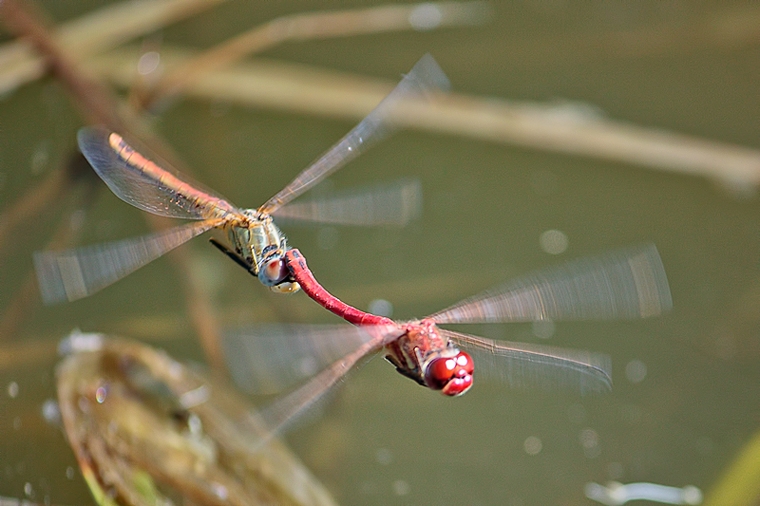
[227,214,300,293]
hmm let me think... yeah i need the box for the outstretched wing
[249,324,400,441]
[444,329,612,394]
[272,179,421,226]
[430,244,672,324]
[223,323,401,394]
[259,54,450,213]
[78,127,240,220]
[34,219,219,304]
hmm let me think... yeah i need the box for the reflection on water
[2,1,760,505]
[585,481,702,506]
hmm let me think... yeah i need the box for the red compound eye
[424,351,474,396]
[258,258,290,286]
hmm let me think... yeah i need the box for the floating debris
[56,332,336,506]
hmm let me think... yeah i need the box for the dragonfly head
[423,349,474,396]
[258,255,290,284]
[258,252,300,293]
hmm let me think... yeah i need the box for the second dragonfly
[35,55,449,304]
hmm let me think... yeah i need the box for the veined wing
[259,54,450,214]
[78,127,241,220]
[443,329,612,394]
[34,219,219,304]
[272,179,421,226]
[223,323,401,395]
[254,324,400,439]
[430,244,672,324]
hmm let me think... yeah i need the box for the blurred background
[1,1,760,504]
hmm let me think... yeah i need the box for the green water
[2,2,760,505]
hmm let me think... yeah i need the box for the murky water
[2,2,760,505]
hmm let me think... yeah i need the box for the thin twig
[0,164,68,253]
[0,169,98,341]
[0,0,126,128]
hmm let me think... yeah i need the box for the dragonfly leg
[209,238,257,277]
[382,355,426,386]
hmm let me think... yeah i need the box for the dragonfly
[34,55,449,304]
[223,244,672,432]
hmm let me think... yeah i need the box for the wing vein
[34,219,219,304]
[431,244,672,323]
[260,54,450,213]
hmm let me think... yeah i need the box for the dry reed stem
[8,2,756,186]
[96,48,760,187]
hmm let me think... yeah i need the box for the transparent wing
[259,54,450,213]
[34,219,219,304]
[223,323,401,394]
[444,329,612,394]
[430,244,672,324]
[78,127,241,220]
[272,179,421,226]
[252,324,400,439]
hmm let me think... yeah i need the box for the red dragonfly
[34,55,448,304]
[223,245,671,431]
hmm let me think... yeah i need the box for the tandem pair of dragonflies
[35,55,672,429]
